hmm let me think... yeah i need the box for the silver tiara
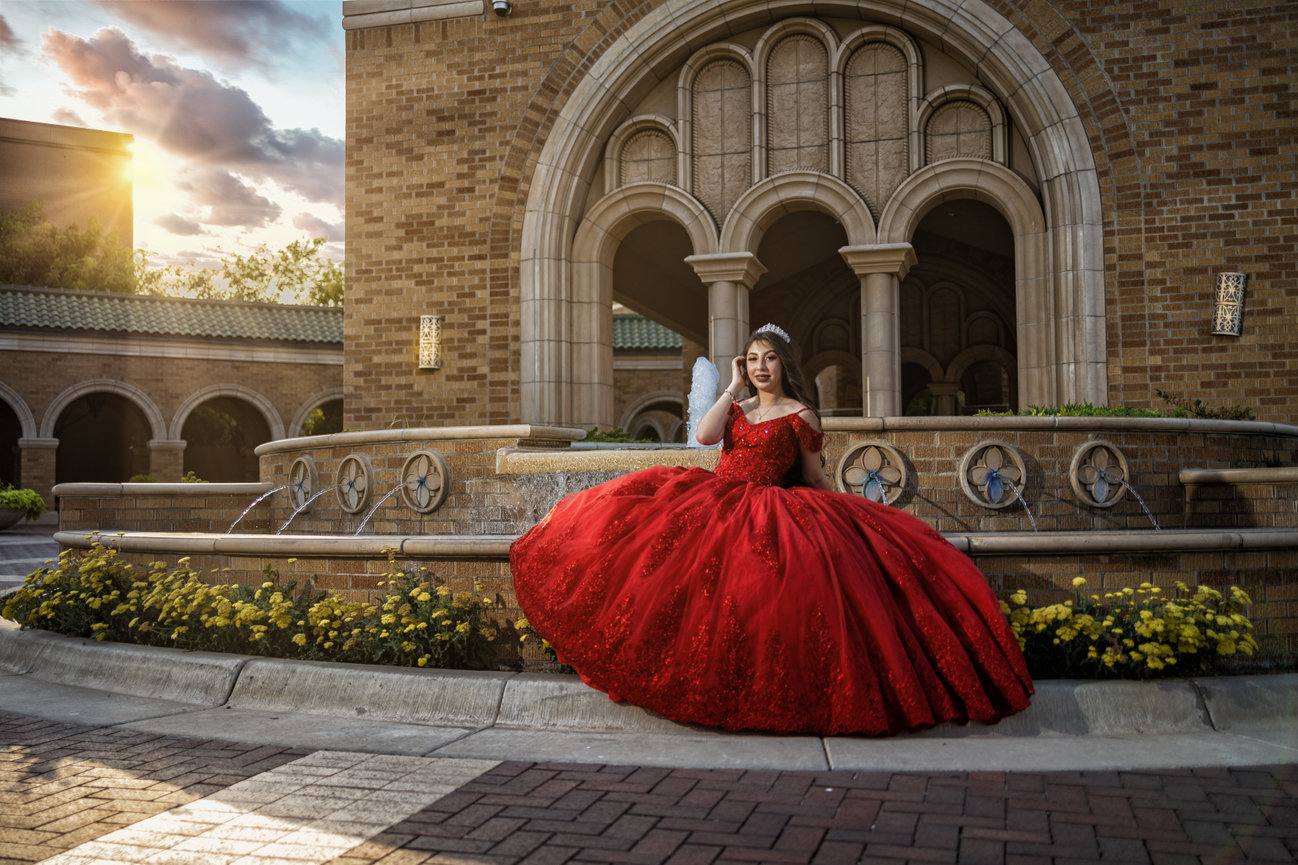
[755,323,789,342]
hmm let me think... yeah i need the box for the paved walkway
[4,528,1298,864]
[4,710,1297,865]
[0,519,58,595]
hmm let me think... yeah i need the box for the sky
[0,0,345,270]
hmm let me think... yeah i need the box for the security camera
[492,0,512,15]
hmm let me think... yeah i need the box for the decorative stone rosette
[958,441,1029,509]
[836,441,908,504]
[400,450,451,513]
[1069,440,1130,508]
[287,456,319,512]
[335,454,375,515]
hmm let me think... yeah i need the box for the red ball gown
[509,403,1033,736]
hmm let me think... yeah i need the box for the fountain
[45,415,1298,666]
[227,485,286,534]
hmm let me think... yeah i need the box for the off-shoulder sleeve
[789,410,824,452]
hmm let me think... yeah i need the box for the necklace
[756,400,781,422]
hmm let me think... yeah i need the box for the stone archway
[520,0,1104,426]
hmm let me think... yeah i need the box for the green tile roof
[613,313,681,351]
[0,285,342,344]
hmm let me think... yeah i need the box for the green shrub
[1,541,498,670]
[0,485,46,520]
[1004,577,1259,679]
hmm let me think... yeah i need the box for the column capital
[685,252,768,288]
[17,438,59,449]
[838,243,917,279]
[148,439,188,451]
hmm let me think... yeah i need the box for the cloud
[0,13,18,48]
[293,212,343,243]
[0,13,21,95]
[155,213,205,236]
[41,27,343,208]
[177,167,281,228]
[90,0,330,68]
[52,108,87,126]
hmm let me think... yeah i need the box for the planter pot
[0,507,26,531]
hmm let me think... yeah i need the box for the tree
[1,203,344,306]
[135,237,343,306]
[0,202,135,293]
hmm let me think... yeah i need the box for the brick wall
[345,1,1297,428]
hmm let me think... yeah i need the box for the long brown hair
[743,325,818,413]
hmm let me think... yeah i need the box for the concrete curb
[1,626,1295,740]
[0,626,248,707]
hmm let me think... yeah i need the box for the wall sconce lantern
[418,315,443,369]
[1211,272,1247,337]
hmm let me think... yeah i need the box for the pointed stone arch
[720,170,877,254]
[878,157,1077,407]
[519,0,1105,424]
[542,183,719,428]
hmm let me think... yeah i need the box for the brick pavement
[3,710,1297,865]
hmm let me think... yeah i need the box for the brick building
[342,0,1297,431]
[0,283,687,505]
[0,118,133,245]
[0,286,344,505]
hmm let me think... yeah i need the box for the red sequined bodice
[714,403,824,486]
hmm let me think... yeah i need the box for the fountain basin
[45,416,1298,662]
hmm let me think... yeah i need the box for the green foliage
[0,485,46,520]
[135,237,343,306]
[583,427,657,443]
[977,394,1256,420]
[0,202,135,293]
[977,403,1165,418]
[179,471,207,483]
[1155,389,1254,421]
[1,543,498,670]
[1004,577,1259,679]
[127,474,159,483]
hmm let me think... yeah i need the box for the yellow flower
[1072,577,1087,588]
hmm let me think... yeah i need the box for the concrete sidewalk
[2,625,1296,773]
[3,624,1297,865]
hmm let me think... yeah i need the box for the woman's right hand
[728,355,746,395]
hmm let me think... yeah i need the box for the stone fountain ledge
[51,527,1298,559]
[1,624,1296,771]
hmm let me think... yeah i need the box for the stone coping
[1180,466,1298,484]
[254,424,588,457]
[53,482,272,498]
[54,531,516,559]
[497,446,717,475]
[821,415,1298,437]
[52,528,1298,559]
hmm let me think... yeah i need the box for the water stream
[227,485,286,534]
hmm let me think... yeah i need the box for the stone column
[684,252,768,387]
[17,437,58,510]
[927,382,962,416]
[149,439,187,482]
[839,244,917,417]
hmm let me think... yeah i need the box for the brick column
[839,244,917,417]
[17,437,58,510]
[149,439,187,482]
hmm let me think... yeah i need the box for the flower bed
[1,542,499,670]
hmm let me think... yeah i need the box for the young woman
[509,323,1032,736]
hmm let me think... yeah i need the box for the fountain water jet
[227,485,287,534]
